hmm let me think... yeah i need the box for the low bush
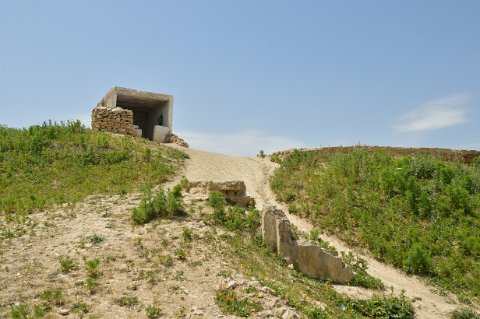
[348,293,414,319]
[215,288,262,317]
[451,307,480,319]
[131,181,187,225]
[207,191,260,235]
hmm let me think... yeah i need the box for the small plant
[10,304,29,319]
[257,150,266,158]
[308,308,328,319]
[146,305,163,319]
[71,302,89,316]
[182,227,193,243]
[85,258,101,278]
[115,296,139,307]
[451,307,480,319]
[86,277,99,294]
[180,176,190,190]
[159,254,174,267]
[176,306,187,318]
[208,191,226,217]
[215,288,262,317]
[89,234,105,244]
[175,248,187,261]
[59,256,76,273]
[41,289,63,306]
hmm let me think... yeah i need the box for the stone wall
[261,206,354,283]
[91,106,139,137]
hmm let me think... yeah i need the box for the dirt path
[170,145,461,319]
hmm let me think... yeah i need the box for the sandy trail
[169,145,462,319]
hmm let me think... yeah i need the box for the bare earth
[171,146,462,319]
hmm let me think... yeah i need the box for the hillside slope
[1,139,475,318]
[169,145,470,318]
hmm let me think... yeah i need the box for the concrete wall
[261,206,354,283]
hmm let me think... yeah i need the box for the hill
[1,124,479,319]
[271,147,480,304]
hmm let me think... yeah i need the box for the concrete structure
[91,87,173,142]
[261,206,354,283]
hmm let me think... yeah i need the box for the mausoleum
[91,87,173,143]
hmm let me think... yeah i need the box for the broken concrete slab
[261,206,354,283]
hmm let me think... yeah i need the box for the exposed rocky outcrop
[261,206,354,283]
[189,181,255,208]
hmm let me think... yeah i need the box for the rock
[282,309,298,319]
[261,286,276,295]
[267,298,282,308]
[165,132,189,148]
[59,309,69,316]
[226,280,236,289]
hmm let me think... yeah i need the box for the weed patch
[215,288,262,317]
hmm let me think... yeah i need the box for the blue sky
[1,1,479,156]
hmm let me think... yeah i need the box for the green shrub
[451,307,480,319]
[403,243,432,275]
[131,184,185,225]
[115,296,139,307]
[85,259,101,278]
[41,289,63,306]
[308,308,328,319]
[208,191,226,217]
[85,277,99,294]
[10,304,29,319]
[145,305,163,319]
[59,256,76,273]
[183,227,193,243]
[348,293,414,319]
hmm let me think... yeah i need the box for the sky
[0,1,479,156]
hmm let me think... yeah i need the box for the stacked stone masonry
[91,106,138,137]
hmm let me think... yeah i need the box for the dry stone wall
[261,206,354,283]
[91,106,139,137]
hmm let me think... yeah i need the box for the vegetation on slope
[208,191,415,318]
[271,148,480,302]
[0,120,186,219]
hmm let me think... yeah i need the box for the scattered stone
[226,280,237,289]
[59,309,69,316]
[261,286,276,295]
